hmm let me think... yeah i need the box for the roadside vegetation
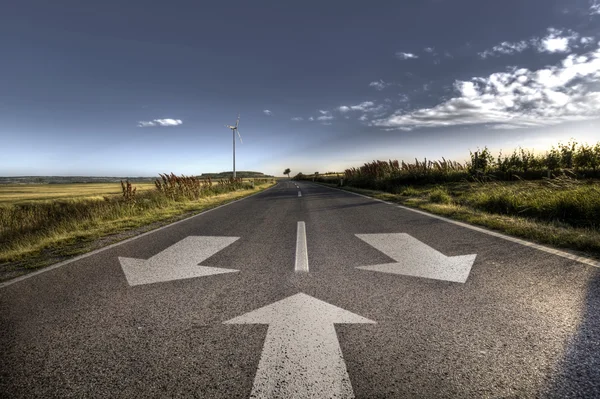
[0,174,275,280]
[296,140,600,258]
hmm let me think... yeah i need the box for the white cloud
[395,52,419,60]
[581,37,595,46]
[373,45,600,130]
[369,80,391,90]
[317,114,334,121]
[359,114,368,121]
[308,116,314,121]
[263,109,272,116]
[398,94,410,102]
[591,0,600,15]
[137,118,182,127]
[424,47,435,53]
[479,28,581,58]
[316,110,334,121]
[291,117,303,121]
[536,28,578,53]
[337,101,384,114]
[383,127,413,132]
[479,40,529,58]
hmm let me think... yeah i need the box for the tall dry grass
[299,140,600,188]
[0,173,263,263]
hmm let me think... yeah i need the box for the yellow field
[0,183,156,204]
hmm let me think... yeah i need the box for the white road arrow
[225,293,375,398]
[119,236,239,286]
[356,233,476,283]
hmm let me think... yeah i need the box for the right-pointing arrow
[356,233,476,283]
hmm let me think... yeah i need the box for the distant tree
[283,168,291,178]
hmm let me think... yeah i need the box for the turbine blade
[236,113,240,128]
[237,130,243,144]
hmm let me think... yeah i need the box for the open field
[0,179,276,281]
[0,178,267,204]
[0,183,156,204]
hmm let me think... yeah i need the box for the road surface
[1,181,599,398]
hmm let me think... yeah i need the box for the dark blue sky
[2,0,599,176]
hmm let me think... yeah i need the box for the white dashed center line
[294,221,309,272]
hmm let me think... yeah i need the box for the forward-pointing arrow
[225,293,375,398]
[119,236,239,286]
[356,233,476,283]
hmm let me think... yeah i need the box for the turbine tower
[225,114,243,178]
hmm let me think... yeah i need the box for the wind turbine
[225,114,243,178]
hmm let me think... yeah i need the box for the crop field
[0,179,266,204]
[0,183,156,204]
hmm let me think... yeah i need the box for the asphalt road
[1,181,599,398]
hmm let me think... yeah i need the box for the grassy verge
[314,179,600,260]
[0,182,275,282]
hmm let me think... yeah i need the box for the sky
[1,0,600,177]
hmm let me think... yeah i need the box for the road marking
[356,233,476,283]
[309,183,600,268]
[295,221,309,272]
[119,236,239,286]
[298,191,302,197]
[0,185,277,289]
[225,293,374,398]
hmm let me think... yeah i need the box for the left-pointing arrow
[119,236,239,286]
[225,293,375,398]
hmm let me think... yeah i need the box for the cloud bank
[374,45,600,130]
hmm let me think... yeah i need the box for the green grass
[0,181,275,281]
[317,178,600,259]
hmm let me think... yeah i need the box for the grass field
[0,179,276,281]
[0,183,156,204]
